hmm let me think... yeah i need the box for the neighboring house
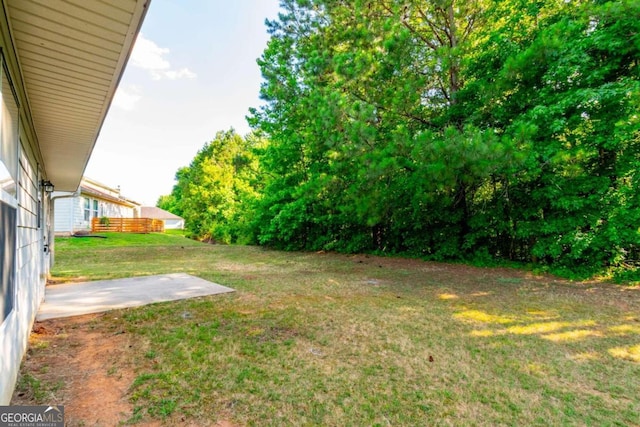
[140,206,185,230]
[54,177,141,235]
[0,0,148,404]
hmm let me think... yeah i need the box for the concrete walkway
[37,273,235,321]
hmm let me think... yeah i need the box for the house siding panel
[164,219,184,230]
[102,202,134,218]
[1,0,147,403]
[53,184,139,234]
[74,196,85,231]
[1,141,46,404]
[53,197,73,233]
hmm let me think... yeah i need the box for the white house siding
[98,199,136,220]
[0,0,147,404]
[0,141,48,404]
[54,192,138,235]
[0,0,150,405]
[52,196,84,235]
[139,207,184,230]
[52,190,143,257]
[72,198,85,233]
[75,196,92,232]
[164,219,184,230]
[53,197,73,233]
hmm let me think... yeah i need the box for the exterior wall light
[41,180,54,193]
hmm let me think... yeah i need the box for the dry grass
[13,234,640,426]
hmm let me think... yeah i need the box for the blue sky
[85,0,281,205]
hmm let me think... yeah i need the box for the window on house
[0,53,20,323]
[1,201,17,322]
[93,199,99,218]
[0,55,18,200]
[36,170,42,229]
[84,197,91,221]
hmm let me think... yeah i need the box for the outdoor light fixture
[41,180,54,193]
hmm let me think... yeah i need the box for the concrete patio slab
[37,273,235,321]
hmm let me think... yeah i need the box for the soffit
[6,0,149,191]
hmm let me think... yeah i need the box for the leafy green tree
[249,0,525,255]
[492,0,640,275]
[161,130,263,243]
[132,0,628,280]
[156,194,180,216]
[248,0,639,279]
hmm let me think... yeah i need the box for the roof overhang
[81,185,139,208]
[5,0,149,191]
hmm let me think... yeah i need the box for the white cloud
[131,33,197,80]
[131,34,170,71]
[163,68,198,80]
[112,85,142,111]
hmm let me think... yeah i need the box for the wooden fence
[91,217,165,233]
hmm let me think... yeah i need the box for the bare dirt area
[11,314,144,426]
[13,311,244,426]
[14,310,289,427]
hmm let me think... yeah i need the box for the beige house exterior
[0,0,149,404]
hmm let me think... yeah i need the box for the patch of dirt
[12,314,143,426]
[12,314,240,427]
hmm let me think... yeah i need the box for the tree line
[159,0,639,280]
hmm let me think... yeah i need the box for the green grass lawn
[25,233,640,425]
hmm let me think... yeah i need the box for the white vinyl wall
[54,194,137,234]
[0,59,49,404]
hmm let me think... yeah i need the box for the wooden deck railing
[91,217,165,233]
